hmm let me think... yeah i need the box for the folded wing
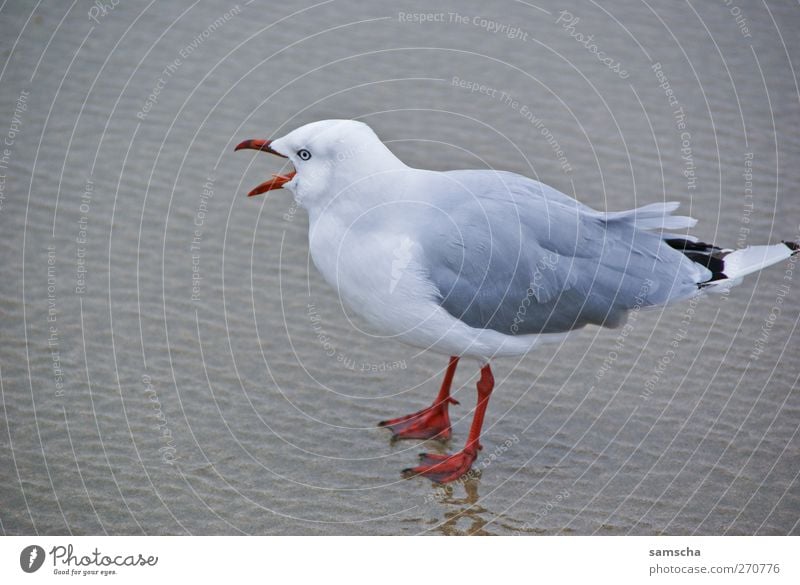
[419,170,707,335]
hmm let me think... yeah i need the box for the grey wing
[419,170,706,335]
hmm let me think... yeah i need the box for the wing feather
[419,170,704,334]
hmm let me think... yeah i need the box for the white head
[235,119,406,210]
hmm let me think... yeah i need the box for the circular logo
[20,545,45,573]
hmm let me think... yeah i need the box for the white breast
[309,213,432,331]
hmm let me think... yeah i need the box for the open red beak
[235,139,296,196]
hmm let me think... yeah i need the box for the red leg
[379,356,460,441]
[404,364,494,483]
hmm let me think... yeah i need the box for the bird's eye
[297,149,311,161]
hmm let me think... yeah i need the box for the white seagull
[236,120,798,483]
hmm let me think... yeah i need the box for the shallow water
[0,0,798,535]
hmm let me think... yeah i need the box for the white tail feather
[603,201,698,233]
[718,244,794,280]
[699,243,798,293]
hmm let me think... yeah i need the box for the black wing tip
[783,240,799,253]
[669,238,728,287]
[665,238,722,253]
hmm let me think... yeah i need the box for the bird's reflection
[424,472,497,535]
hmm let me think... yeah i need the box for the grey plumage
[418,170,713,335]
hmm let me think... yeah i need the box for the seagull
[236,119,798,483]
